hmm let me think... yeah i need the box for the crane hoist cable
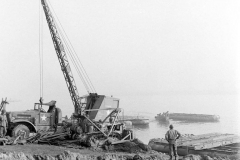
[57,26,91,93]
[57,27,96,93]
[39,0,44,98]
[60,32,91,93]
[47,0,96,94]
[49,3,96,93]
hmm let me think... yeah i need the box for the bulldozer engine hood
[6,110,40,122]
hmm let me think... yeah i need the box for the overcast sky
[0,0,240,123]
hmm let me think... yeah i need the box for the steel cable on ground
[47,0,96,93]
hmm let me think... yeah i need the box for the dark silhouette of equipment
[40,0,134,146]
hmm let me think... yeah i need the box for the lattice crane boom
[41,0,81,114]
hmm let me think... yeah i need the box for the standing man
[109,116,113,123]
[0,109,8,137]
[165,124,181,160]
[80,114,90,133]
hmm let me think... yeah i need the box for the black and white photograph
[0,0,239,159]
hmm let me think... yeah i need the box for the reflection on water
[156,120,170,127]
[133,124,150,130]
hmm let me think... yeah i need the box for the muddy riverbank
[0,144,165,160]
[0,144,239,160]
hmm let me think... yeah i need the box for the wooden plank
[207,148,238,153]
[219,146,240,149]
[111,140,130,145]
[194,137,240,150]
[178,134,240,148]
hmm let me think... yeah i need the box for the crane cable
[48,1,95,93]
[39,0,44,98]
[47,0,96,93]
[58,27,96,93]
[58,30,91,93]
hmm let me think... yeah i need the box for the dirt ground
[0,143,150,157]
[0,144,108,156]
[0,144,172,160]
[0,144,238,160]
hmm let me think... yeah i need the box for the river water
[119,94,240,144]
[130,115,240,144]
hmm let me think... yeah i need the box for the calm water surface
[130,115,240,144]
[120,94,240,144]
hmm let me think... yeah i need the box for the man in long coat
[0,109,8,137]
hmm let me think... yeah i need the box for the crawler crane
[41,0,134,146]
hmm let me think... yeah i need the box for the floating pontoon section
[169,113,220,122]
[149,133,240,156]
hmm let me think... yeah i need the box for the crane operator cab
[77,94,134,143]
[80,94,120,121]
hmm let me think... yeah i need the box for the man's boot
[175,156,178,160]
